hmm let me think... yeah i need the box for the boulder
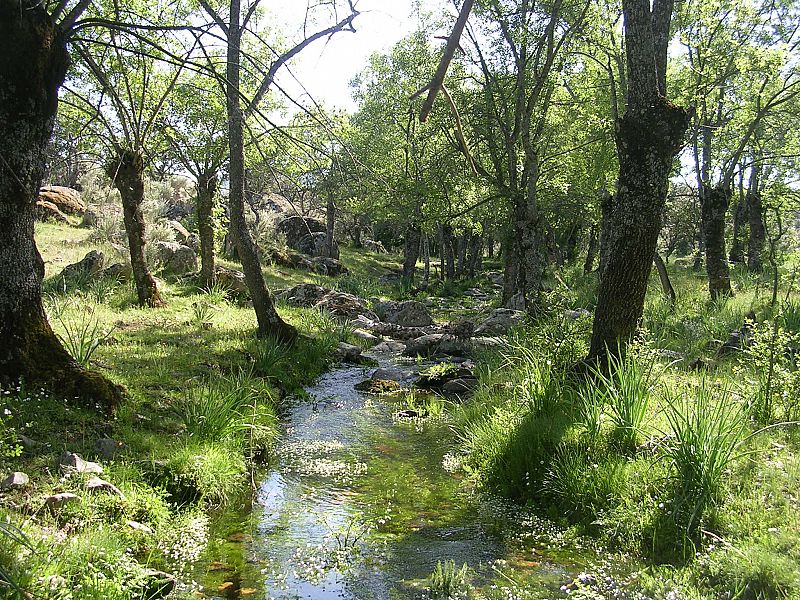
[463,288,490,301]
[310,256,348,276]
[39,186,85,215]
[276,215,326,250]
[155,241,197,274]
[352,328,380,343]
[475,308,524,336]
[362,239,387,253]
[86,476,125,499]
[415,364,474,391]
[214,266,249,296]
[80,206,102,228]
[260,192,296,216]
[58,451,103,474]
[57,250,105,282]
[0,472,30,491]
[101,262,132,281]
[334,342,364,364]
[281,283,330,308]
[45,492,80,510]
[374,300,433,328]
[442,378,479,395]
[372,341,407,354]
[485,271,504,286]
[371,367,405,382]
[403,334,502,358]
[314,291,378,321]
[268,248,316,272]
[298,232,340,259]
[35,200,69,223]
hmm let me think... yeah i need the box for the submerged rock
[334,342,364,364]
[354,379,401,394]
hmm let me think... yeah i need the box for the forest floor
[1,221,799,599]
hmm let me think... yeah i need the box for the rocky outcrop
[475,308,524,335]
[36,200,69,223]
[57,250,105,282]
[214,266,249,297]
[299,232,339,259]
[374,300,433,328]
[314,291,378,321]
[155,241,197,275]
[403,334,502,358]
[363,239,387,253]
[39,186,85,215]
[277,215,326,250]
[310,256,348,276]
[280,283,330,307]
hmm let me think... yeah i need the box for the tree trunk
[107,150,163,307]
[728,192,747,264]
[422,232,431,286]
[702,185,733,298]
[226,0,296,342]
[442,224,456,281]
[747,190,766,273]
[584,224,598,274]
[325,193,336,259]
[597,190,614,278]
[654,252,676,304]
[0,2,123,409]
[467,234,483,278]
[456,232,469,278]
[196,171,218,288]
[402,223,422,284]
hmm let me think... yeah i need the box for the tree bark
[196,171,218,288]
[0,2,123,410]
[584,224,599,274]
[728,192,747,264]
[107,149,163,307]
[402,223,422,284]
[225,0,296,342]
[654,252,676,304]
[701,185,733,298]
[422,232,431,286]
[442,224,456,281]
[324,193,336,259]
[588,0,689,361]
[746,174,766,272]
[467,234,483,278]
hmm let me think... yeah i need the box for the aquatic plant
[427,559,471,599]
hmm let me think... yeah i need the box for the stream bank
[199,351,637,599]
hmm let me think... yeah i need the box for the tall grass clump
[591,349,657,453]
[54,307,114,367]
[661,381,748,544]
[427,559,471,599]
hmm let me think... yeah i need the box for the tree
[162,73,229,288]
[587,0,690,361]
[0,0,123,409]
[199,0,359,341]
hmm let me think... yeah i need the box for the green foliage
[661,382,748,543]
[590,349,656,453]
[427,560,471,599]
[54,307,114,367]
[163,442,247,506]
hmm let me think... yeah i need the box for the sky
[266,0,451,112]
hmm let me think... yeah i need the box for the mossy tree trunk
[701,185,733,298]
[0,2,123,409]
[746,164,765,272]
[225,0,296,343]
[728,192,747,264]
[402,222,422,284]
[588,0,690,361]
[107,149,163,307]
[584,224,599,274]
[196,171,218,288]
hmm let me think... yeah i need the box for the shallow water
[201,355,632,599]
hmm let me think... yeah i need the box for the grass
[0,221,363,599]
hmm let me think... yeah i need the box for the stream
[200,352,634,599]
